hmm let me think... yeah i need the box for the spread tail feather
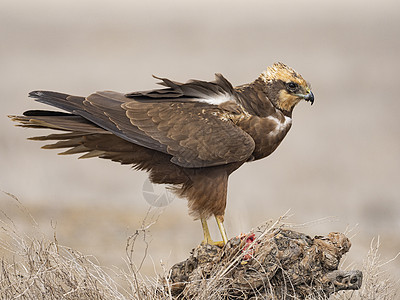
[29,91,86,114]
[9,110,107,133]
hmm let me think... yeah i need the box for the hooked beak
[296,88,314,105]
[303,91,314,105]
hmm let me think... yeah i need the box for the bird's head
[259,62,314,113]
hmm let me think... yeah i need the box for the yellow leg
[201,218,212,244]
[215,215,228,245]
[201,218,224,247]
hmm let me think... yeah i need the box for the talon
[201,238,225,247]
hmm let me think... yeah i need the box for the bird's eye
[286,82,298,92]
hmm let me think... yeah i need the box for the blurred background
[1,0,399,280]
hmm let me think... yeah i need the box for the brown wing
[125,73,236,102]
[84,91,255,168]
[16,85,255,168]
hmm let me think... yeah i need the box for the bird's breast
[236,113,292,161]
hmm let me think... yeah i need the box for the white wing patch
[267,115,292,136]
[195,93,232,105]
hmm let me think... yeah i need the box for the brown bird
[10,62,314,246]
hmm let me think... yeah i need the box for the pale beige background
[1,0,399,279]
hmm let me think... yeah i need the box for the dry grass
[331,238,399,300]
[0,193,398,300]
[0,193,170,300]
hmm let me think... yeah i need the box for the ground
[0,0,399,288]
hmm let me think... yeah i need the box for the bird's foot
[201,237,225,248]
[200,216,227,248]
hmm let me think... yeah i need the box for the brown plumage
[10,62,314,245]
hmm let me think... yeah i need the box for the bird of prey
[10,62,314,246]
